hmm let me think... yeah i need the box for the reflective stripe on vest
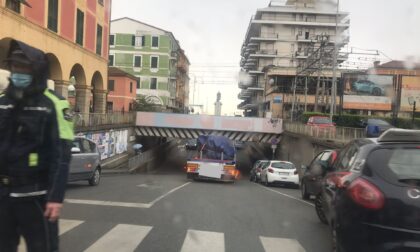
[44,89,75,141]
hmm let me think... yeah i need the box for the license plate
[278,172,288,175]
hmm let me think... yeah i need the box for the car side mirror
[301,165,307,173]
[71,147,81,154]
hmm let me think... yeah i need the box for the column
[75,85,92,114]
[93,89,107,114]
[54,80,70,98]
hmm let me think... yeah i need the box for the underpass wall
[276,132,344,174]
[76,126,137,170]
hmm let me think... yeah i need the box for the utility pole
[330,0,340,120]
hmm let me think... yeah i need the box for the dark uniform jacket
[0,41,65,203]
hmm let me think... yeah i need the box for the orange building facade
[107,67,137,112]
[0,0,111,113]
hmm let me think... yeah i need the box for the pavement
[34,172,332,252]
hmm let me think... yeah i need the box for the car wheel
[301,182,310,199]
[372,88,381,96]
[315,194,328,225]
[88,168,101,186]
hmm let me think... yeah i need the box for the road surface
[43,172,333,252]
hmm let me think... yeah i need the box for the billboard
[342,74,394,111]
[79,129,128,160]
[400,76,420,112]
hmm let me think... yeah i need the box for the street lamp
[408,97,417,127]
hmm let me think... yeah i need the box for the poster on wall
[342,74,395,111]
[80,129,128,160]
[400,76,420,112]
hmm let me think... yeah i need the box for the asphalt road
[49,171,332,252]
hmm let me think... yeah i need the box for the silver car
[69,137,101,186]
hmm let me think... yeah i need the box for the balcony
[295,51,309,59]
[250,32,279,42]
[250,49,278,58]
[251,18,350,28]
[248,70,265,75]
[170,51,178,61]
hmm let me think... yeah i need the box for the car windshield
[313,117,332,124]
[271,162,295,170]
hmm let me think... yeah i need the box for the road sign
[271,138,279,145]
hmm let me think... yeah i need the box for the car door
[305,152,326,194]
[69,138,86,181]
[260,162,270,181]
[80,139,98,180]
[323,143,359,223]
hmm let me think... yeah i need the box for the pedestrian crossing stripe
[18,219,307,252]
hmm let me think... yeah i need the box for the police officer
[0,40,68,252]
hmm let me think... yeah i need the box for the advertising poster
[400,76,420,112]
[80,130,128,160]
[342,74,394,111]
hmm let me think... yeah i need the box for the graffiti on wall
[80,130,128,160]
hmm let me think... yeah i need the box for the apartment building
[0,0,111,114]
[238,0,350,118]
[110,17,190,113]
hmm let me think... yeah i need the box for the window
[134,56,142,68]
[108,54,114,66]
[76,9,84,46]
[72,139,82,152]
[96,25,103,55]
[135,36,144,47]
[151,56,159,69]
[136,78,141,89]
[130,82,133,93]
[152,36,159,48]
[108,80,115,91]
[6,0,20,13]
[150,78,157,90]
[48,0,59,32]
[109,34,115,46]
[335,144,359,171]
[82,140,95,153]
[106,102,113,112]
[141,36,146,47]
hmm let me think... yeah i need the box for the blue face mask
[11,73,33,88]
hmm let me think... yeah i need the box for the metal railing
[74,112,136,128]
[284,121,366,143]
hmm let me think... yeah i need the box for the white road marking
[84,224,152,252]
[181,230,225,252]
[18,219,84,252]
[65,199,152,208]
[66,182,191,209]
[256,184,315,207]
[149,182,191,205]
[260,236,306,252]
[136,183,150,188]
[59,219,84,235]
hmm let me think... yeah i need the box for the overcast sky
[112,0,420,116]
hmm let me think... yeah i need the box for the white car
[260,161,299,187]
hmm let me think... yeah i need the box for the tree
[134,96,159,112]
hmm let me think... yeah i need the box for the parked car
[185,139,198,150]
[358,118,394,137]
[316,129,420,252]
[352,80,385,96]
[300,150,338,200]
[249,160,269,182]
[260,161,299,187]
[69,137,102,186]
[307,116,336,134]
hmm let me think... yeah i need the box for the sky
[111,0,420,116]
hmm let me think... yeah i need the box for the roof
[375,60,420,70]
[111,17,182,51]
[108,67,139,81]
